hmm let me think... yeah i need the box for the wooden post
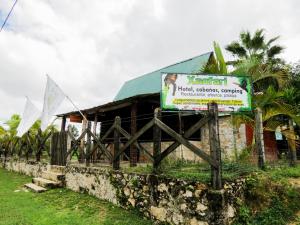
[255,107,265,169]
[288,118,297,167]
[93,115,98,135]
[208,102,222,190]
[153,108,162,173]
[66,125,72,162]
[36,129,42,162]
[25,131,30,161]
[130,102,138,167]
[86,121,92,166]
[113,116,121,170]
[79,115,87,163]
[92,115,98,162]
[61,116,66,132]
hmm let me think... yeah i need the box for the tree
[225,30,300,168]
[226,29,285,67]
[209,35,298,169]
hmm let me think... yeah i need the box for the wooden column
[86,121,92,166]
[113,116,121,170]
[288,118,297,167]
[93,115,98,135]
[93,115,98,162]
[36,129,42,162]
[255,107,265,169]
[208,102,222,190]
[79,115,87,163]
[130,103,138,167]
[61,116,66,132]
[153,108,162,173]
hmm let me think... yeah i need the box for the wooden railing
[0,130,53,162]
[1,102,222,189]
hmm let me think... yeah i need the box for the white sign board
[161,73,252,112]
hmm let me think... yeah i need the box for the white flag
[17,97,41,137]
[40,75,66,131]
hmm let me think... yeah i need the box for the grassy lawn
[0,168,152,225]
[122,161,259,183]
[122,160,300,184]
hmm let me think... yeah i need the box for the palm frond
[251,29,265,51]
[267,45,284,59]
[213,41,227,74]
[232,113,254,128]
[240,30,252,50]
[225,41,247,58]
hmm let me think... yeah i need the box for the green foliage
[68,124,79,138]
[234,166,300,225]
[226,29,284,66]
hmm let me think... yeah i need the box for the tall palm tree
[226,29,285,67]
[208,40,297,168]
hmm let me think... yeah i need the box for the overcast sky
[0,0,300,122]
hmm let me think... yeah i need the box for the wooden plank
[156,116,211,163]
[61,116,66,132]
[113,117,121,170]
[153,108,162,172]
[155,117,217,168]
[130,102,138,167]
[86,122,92,166]
[116,125,154,161]
[100,123,115,142]
[114,119,155,160]
[79,116,87,163]
[88,130,112,160]
[255,107,265,169]
[208,102,222,189]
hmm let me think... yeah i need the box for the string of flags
[16,75,77,137]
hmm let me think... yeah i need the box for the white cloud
[0,0,299,121]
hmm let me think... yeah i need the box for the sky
[0,0,300,122]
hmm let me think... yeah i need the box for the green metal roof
[114,52,213,101]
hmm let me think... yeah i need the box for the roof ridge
[123,51,213,84]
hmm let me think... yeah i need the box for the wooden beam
[130,102,138,167]
[116,125,154,161]
[208,102,222,190]
[115,119,155,159]
[153,108,162,172]
[155,117,217,168]
[61,116,66,132]
[79,115,87,163]
[113,116,121,170]
[156,116,210,163]
[255,107,265,169]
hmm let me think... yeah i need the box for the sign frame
[160,73,253,112]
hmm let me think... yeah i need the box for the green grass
[122,161,258,183]
[0,168,152,225]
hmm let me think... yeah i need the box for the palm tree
[226,29,285,67]
[208,40,298,168]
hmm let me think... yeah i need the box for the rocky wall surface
[65,165,245,225]
[1,159,245,225]
[0,157,48,177]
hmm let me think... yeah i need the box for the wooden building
[58,52,279,164]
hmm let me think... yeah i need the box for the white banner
[17,97,41,137]
[40,75,66,131]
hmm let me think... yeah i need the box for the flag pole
[65,95,88,121]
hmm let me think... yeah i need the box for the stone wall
[1,159,245,225]
[0,158,48,177]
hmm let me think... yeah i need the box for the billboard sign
[161,73,252,112]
